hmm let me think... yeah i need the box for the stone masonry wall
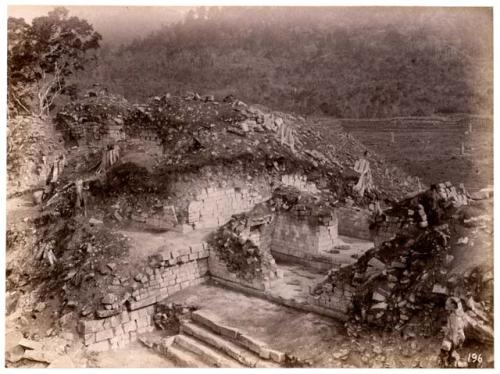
[317,216,339,252]
[281,174,320,194]
[271,213,338,257]
[80,305,156,352]
[128,260,209,311]
[337,207,373,240]
[187,187,267,229]
[307,281,354,315]
[80,242,209,352]
[271,214,319,257]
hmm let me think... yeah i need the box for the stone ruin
[7,91,492,368]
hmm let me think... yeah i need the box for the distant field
[338,117,493,192]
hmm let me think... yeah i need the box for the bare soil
[338,118,493,192]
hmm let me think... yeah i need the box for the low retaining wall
[80,241,210,351]
[80,306,156,352]
[128,260,209,310]
[128,242,210,310]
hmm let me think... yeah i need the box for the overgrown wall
[208,215,281,290]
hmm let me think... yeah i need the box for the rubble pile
[153,302,195,335]
[126,94,244,136]
[55,92,130,145]
[123,93,412,207]
[321,226,453,328]
[269,186,337,225]
[313,182,493,343]
[208,208,278,282]
[371,181,472,243]
[124,94,307,170]
[43,91,425,218]
[7,116,66,195]
[33,215,133,318]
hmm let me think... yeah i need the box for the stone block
[83,333,96,346]
[109,315,121,328]
[113,325,125,337]
[136,315,151,329]
[122,320,137,333]
[87,340,110,353]
[269,349,285,363]
[167,284,181,294]
[129,331,137,342]
[95,328,114,342]
[238,334,267,355]
[81,320,104,334]
[127,296,156,310]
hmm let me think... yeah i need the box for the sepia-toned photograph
[5,3,494,369]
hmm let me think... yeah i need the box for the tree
[7,7,102,116]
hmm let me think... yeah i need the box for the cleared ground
[166,282,449,368]
[336,118,493,192]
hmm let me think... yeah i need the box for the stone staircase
[141,309,285,368]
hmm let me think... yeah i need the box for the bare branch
[10,91,32,114]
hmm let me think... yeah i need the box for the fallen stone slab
[470,190,491,200]
[32,190,44,205]
[174,334,242,368]
[96,308,121,318]
[89,217,103,225]
[238,334,271,359]
[191,310,238,338]
[23,349,55,364]
[18,338,43,351]
[5,345,25,363]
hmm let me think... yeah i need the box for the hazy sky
[8,5,492,51]
[8,6,189,45]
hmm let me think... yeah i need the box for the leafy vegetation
[7,7,101,116]
[74,7,492,118]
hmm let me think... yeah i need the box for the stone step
[191,309,286,364]
[166,344,207,368]
[174,334,243,368]
[180,321,279,368]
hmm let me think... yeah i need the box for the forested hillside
[74,7,492,118]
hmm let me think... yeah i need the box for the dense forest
[73,7,492,118]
